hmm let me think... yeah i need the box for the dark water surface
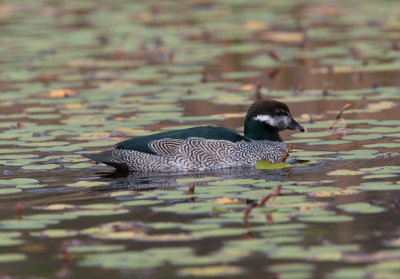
[1,0,400,278]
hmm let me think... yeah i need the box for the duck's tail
[83,150,130,171]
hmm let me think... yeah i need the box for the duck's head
[244,100,305,141]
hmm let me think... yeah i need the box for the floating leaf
[255,160,296,170]
[349,183,400,191]
[270,263,312,273]
[120,200,162,206]
[35,204,76,210]
[66,181,108,187]
[0,219,58,230]
[326,267,366,279]
[299,215,354,223]
[363,143,400,148]
[363,174,398,179]
[338,203,386,214]
[0,178,38,186]
[22,164,59,170]
[30,229,78,238]
[0,188,22,195]
[308,140,352,146]
[0,253,26,263]
[177,265,245,277]
[222,71,260,79]
[338,150,378,160]
[341,134,383,141]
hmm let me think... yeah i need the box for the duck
[83,99,305,172]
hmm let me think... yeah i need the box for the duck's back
[116,125,248,154]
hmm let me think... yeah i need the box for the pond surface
[1,0,400,278]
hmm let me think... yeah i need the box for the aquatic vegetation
[0,0,400,278]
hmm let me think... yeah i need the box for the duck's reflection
[99,166,291,191]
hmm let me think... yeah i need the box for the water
[1,0,400,278]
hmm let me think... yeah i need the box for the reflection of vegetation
[0,0,400,277]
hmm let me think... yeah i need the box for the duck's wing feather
[148,138,184,156]
[116,125,248,155]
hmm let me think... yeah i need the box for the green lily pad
[30,229,78,238]
[0,219,58,230]
[222,71,260,79]
[255,160,296,170]
[341,134,383,141]
[0,178,39,186]
[363,143,400,148]
[338,150,378,160]
[22,164,60,170]
[35,145,83,152]
[66,162,94,169]
[299,215,354,223]
[66,181,109,187]
[0,253,26,263]
[338,202,385,214]
[268,263,314,274]
[363,174,398,179]
[326,267,366,279]
[359,165,400,174]
[349,182,400,191]
[176,265,245,277]
[286,138,322,144]
[308,140,352,145]
[120,200,162,206]
[0,232,23,246]
[0,188,22,195]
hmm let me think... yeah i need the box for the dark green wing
[116,125,248,154]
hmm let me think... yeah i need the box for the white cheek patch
[254,114,291,129]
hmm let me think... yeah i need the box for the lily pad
[22,164,60,170]
[255,160,297,170]
[66,181,109,187]
[341,134,383,141]
[299,215,354,223]
[0,253,26,263]
[176,265,245,277]
[338,202,385,214]
[30,229,78,238]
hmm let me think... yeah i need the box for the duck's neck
[244,119,282,141]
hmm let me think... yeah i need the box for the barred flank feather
[85,137,288,172]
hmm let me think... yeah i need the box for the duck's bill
[288,118,306,132]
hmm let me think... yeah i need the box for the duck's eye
[274,109,283,116]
